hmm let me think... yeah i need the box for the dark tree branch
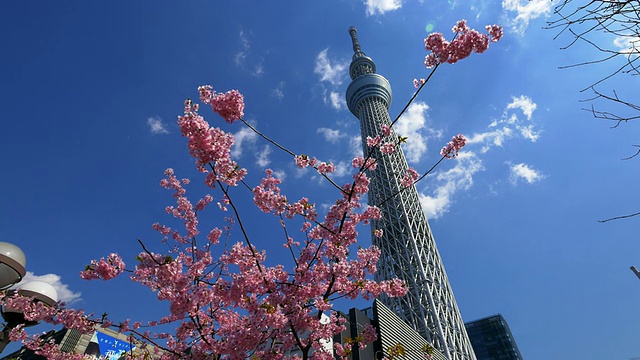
[547,0,640,125]
[598,210,640,222]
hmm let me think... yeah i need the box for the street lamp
[0,242,26,290]
[0,242,59,352]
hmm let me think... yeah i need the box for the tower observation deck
[345,27,477,360]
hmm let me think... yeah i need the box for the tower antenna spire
[348,26,366,58]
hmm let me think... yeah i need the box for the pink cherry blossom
[317,161,336,174]
[424,19,503,68]
[295,154,317,168]
[440,133,467,158]
[413,78,426,88]
[198,85,245,124]
[380,142,396,154]
[80,253,125,280]
[486,24,504,42]
[178,100,247,186]
[366,135,382,147]
[351,156,377,171]
[401,167,420,188]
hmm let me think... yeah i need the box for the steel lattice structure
[345,27,477,360]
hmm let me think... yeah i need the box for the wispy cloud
[15,271,81,304]
[253,63,264,77]
[321,90,347,111]
[317,127,346,143]
[256,145,271,167]
[314,49,348,86]
[329,91,346,110]
[147,116,169,134]
[419,151,484,219]
[234,28,264,77]
[396,101,441,163]
[271,81,285,100]
[509,162,545,184]
[332,160,351,178]
[467,95,540,152]
[272,169,287,181]
[507,95,537,120]
[364,0,402,16]
[613,36,640,56]
[349,134,363,159]
[502,0,552,34]
[234,28,250,66]
[416,95,543,218]
[231,126,258,158]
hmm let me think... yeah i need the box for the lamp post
[0,242,26,290]
[0,242,59,353]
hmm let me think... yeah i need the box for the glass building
[464,314,523,360]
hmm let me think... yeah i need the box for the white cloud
[517,124,540,142]
[147,117,169,134]
[466,95,540,152]
[272,81,285,100]
[364,0,402,16]
[613,36,640,56]
[314,49,348,86]
[507,95,537,120]
[349,134,363,159]
[416,95,543,216]
[317,127,345,143]
[231,126,258,158]
[322,90,347,111]
[256,145,271,167]
[418,151,484,219]
[234,29,250,66]
[396,102,431,163]
[253,63,264,77]
[15,271,81,304]
[234,52,247,66]
[502,0,552,34]
[509,162,545,184]
[332,160,351,178]
[272,169,287,181]
[466,127,514,152]
[329,91,346,110]
[234,29,263,77]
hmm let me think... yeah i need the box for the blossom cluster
[177,99,247,186]
[79,253,125,280]
[198,85,245,124]
[440,134,467,158]
[424,19,503,68]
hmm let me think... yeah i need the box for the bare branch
[548,0,640,125]
[598,210,640,223]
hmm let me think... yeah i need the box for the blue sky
[1,1,639,359]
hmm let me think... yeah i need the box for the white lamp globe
[16,280,58,307]
[0,242,26,289]
[1,281,59,328]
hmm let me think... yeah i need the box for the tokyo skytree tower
[345,27,477,360]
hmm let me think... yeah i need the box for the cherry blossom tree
[3,21,501,359]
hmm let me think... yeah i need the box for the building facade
[337,300,448,360]
[345,27,476,360]
[464,315,523,360]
